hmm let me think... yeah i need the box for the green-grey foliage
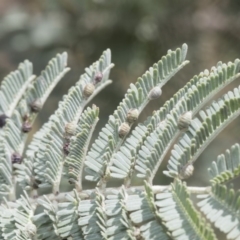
[156,180,216,240]
[208,143,240,184]
[85,44,189,186]
[198,184,240,239]
[0,44,240,239]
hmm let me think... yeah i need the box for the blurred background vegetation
[0,0,240,190]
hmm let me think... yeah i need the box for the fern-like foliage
[55,190,82,239]
[17,49,113,194]
[143,60,240,181]
[65,105,99,191]
[157,180,216,240]
[0,52,70,199]
[209,143,240,184]
[0,119,22,198]
[0,191,35,240]
[33,196,59,240]
[1,44,240,240]
[125,182,169,240]
[12,52,70,133]
[112,60,240,185]
[0,60,35,117]
[85,44,189,186]
[165,86,240,179]
[198,183,240,239]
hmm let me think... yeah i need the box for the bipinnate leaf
[0,60,35,117]
[156,180,217,240]
[208,143,240,184]
[112,59,240,185]
[165,85,240,179]
[86,44,189,186]
[17,49,113,193]
[198,184,240,240]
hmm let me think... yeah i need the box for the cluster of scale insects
[0,98,42,165]
[0,69,195,185]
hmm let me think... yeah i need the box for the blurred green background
[0,0,240,190]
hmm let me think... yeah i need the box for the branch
[22,185,211,205]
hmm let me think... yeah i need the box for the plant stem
[26,185,211,205]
